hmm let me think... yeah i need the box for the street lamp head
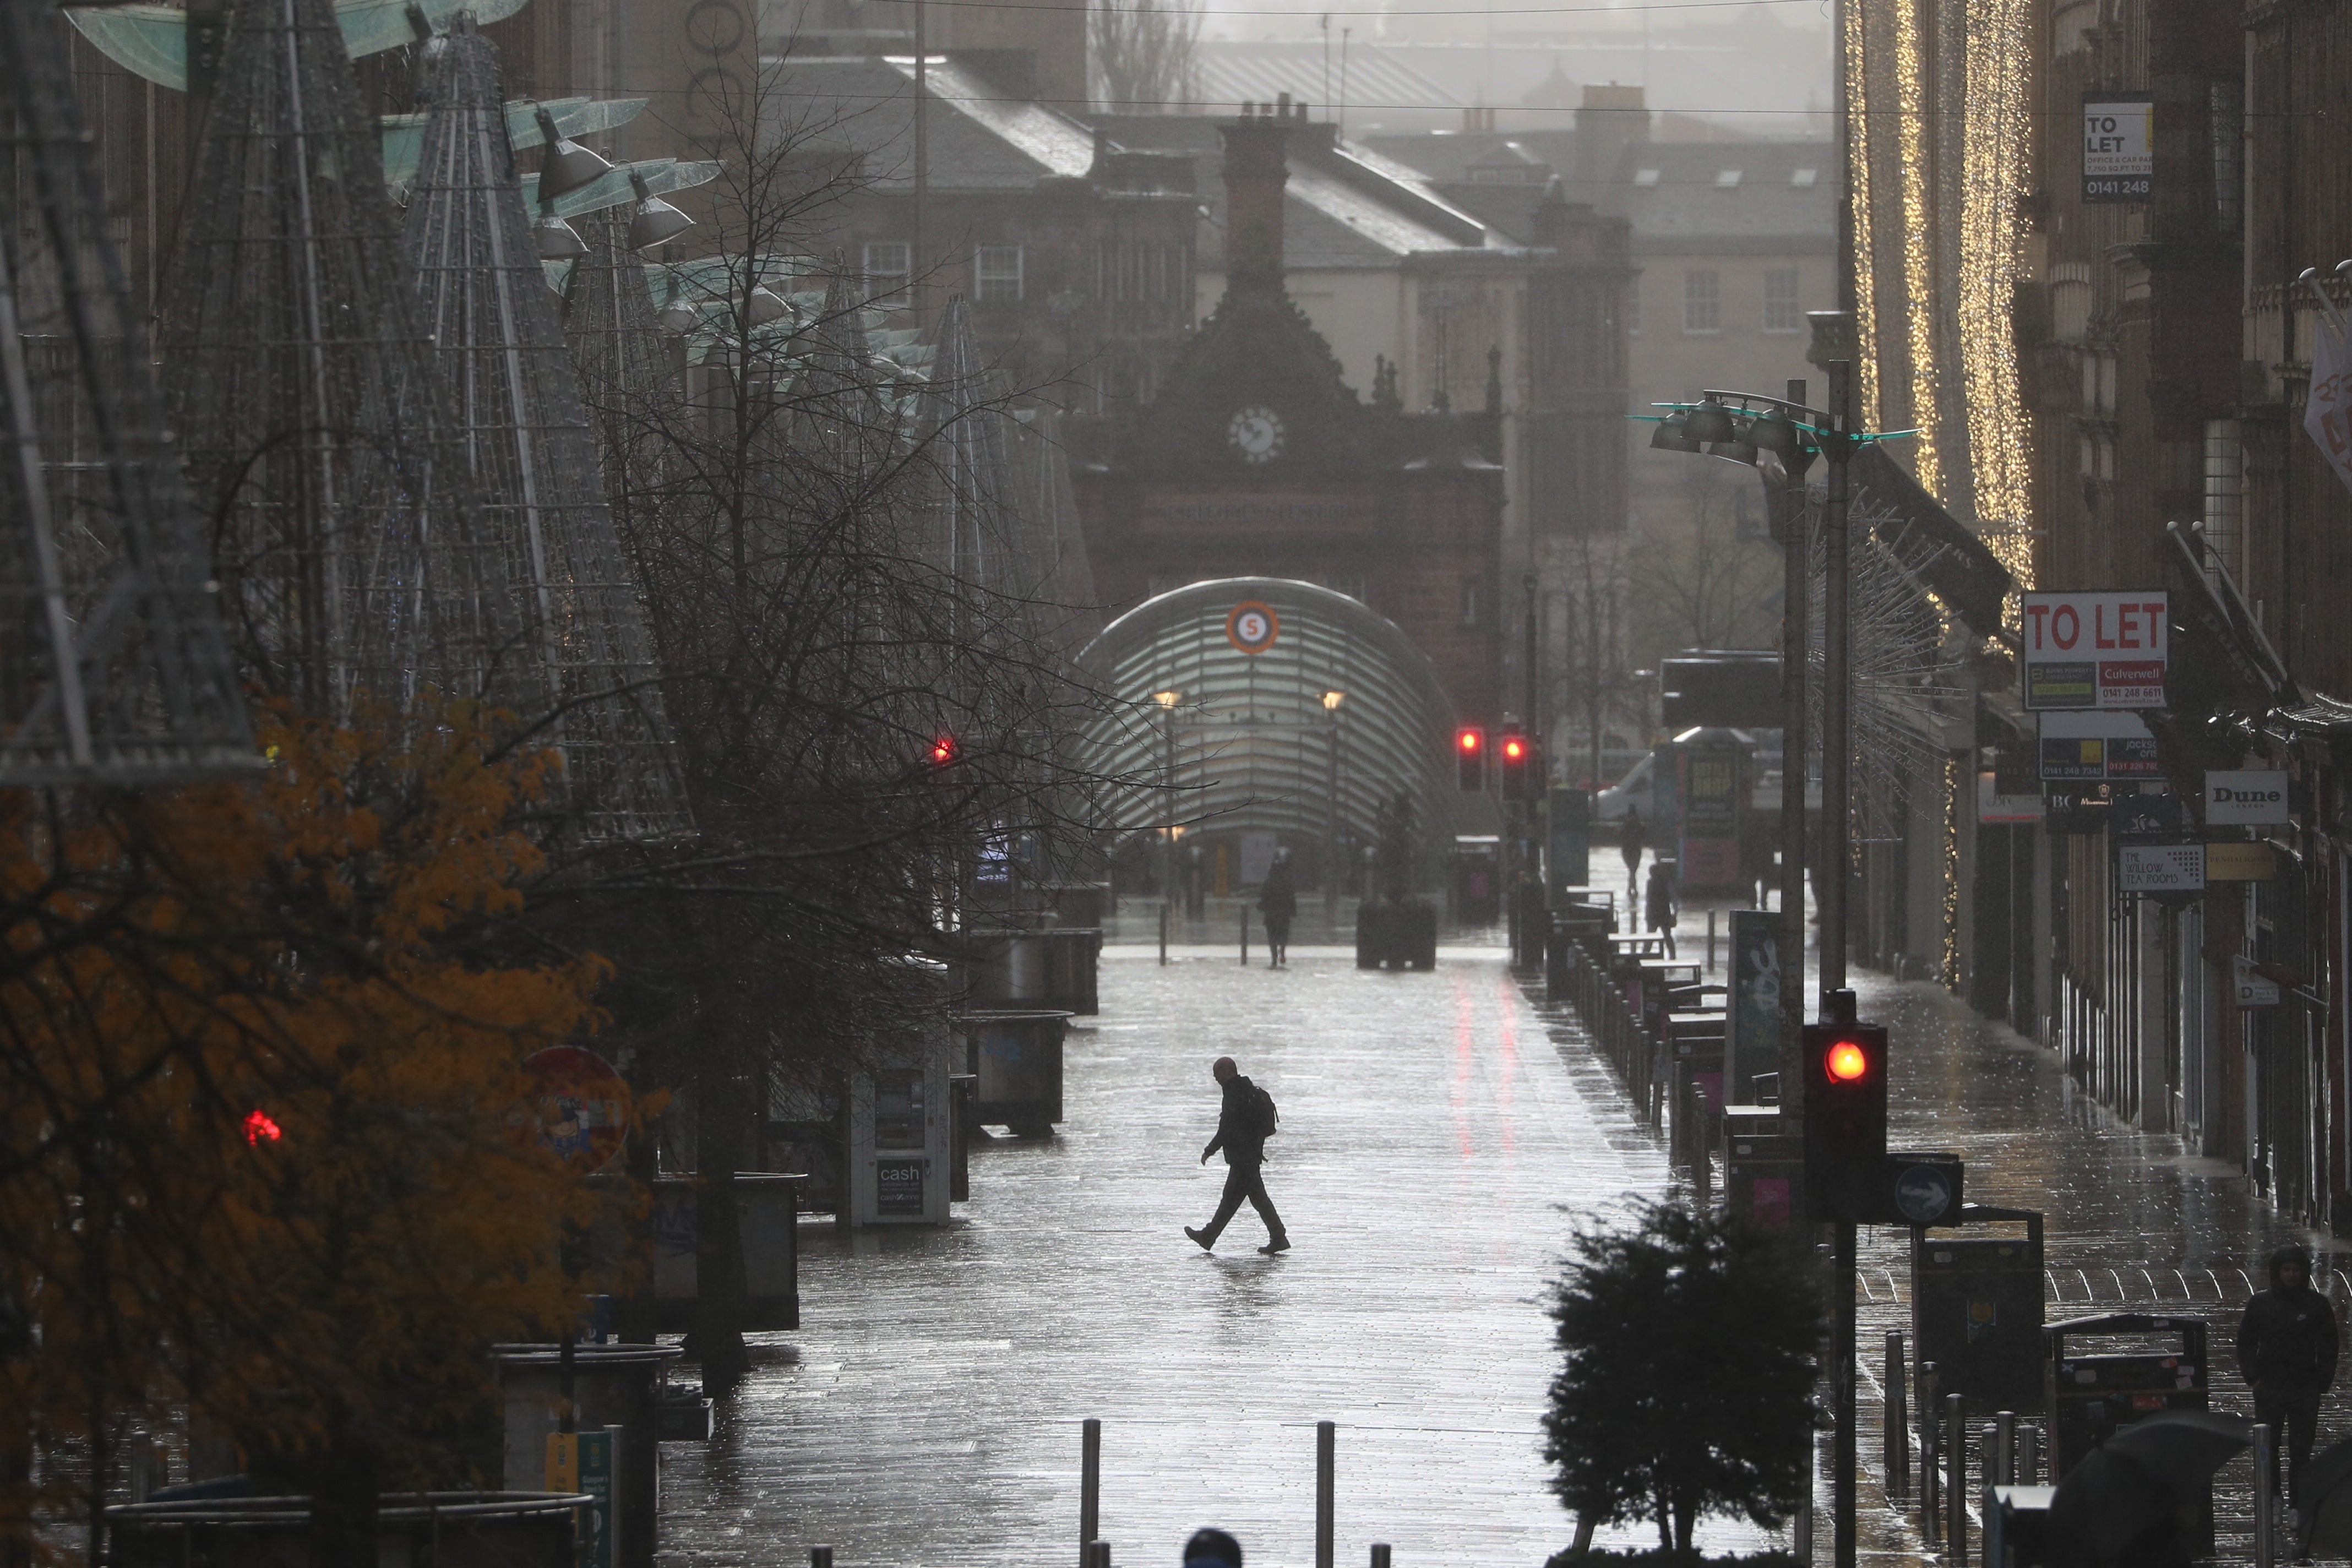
[1706,431,1759,467]
[1321,690,1346,710]
[1684,397,1736,445]
[1649,412,1702,453]
[1153,689,1182,708]
[1747,407,1807,462]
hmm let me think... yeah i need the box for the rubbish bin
[2044,1313,2211,1478]
[492,1344,679,1568]
[959,929,1101,1015]
[107,1491,584,1568]
[1913,1211,2044,1412]
[956,1009,1069,1136]
[648,1172,807,1330]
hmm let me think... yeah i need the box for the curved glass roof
[1079,578,1490,848]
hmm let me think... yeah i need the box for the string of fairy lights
[1890,0,1942,502]
[1957,0,2035,586]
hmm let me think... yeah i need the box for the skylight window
[1715,169,1744,188]
[1633,168,1660,187]
[1791,167,1819,187]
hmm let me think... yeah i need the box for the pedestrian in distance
[1259,848,1298,967]
[1644,858,1679,960]
[2237,1242,2338,1503]
[1182,1527,1245,1568]
[1185,1056,1288,1255]
[1620,806,1645,896]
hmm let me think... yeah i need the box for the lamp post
[1154,689,1182,914]
[1322,690,1346,910]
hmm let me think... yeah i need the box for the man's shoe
[1259,1237,1291,1254]
[1185,1226,1213,1251]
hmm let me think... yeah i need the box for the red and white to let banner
[2021,591,2169,710]
[2305,319,2352,498]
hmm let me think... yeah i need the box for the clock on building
[1227,405,1286,464]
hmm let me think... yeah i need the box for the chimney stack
[1219,100,1300,296]
[1573,83,1649,188]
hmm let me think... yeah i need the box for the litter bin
[1913,1210,2044,1413]
[956,1009,1069,1136]
[107,1491,584,1568]
[2043,1311,2215,1561]
[649,1172,806,1330]
[959,929,1100,1015]
[492,1344,678,1568]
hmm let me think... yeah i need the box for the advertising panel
[2082,96,2153,202]
[2022,591,2169,710]
[2117,842,2204,893]
[2040,711,2160,781]
[2204,770,2290,826]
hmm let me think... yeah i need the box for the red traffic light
[1457,728,1482,754]
[929,734,959,767]
[1501,736,1527,761]
[1824,1038,1870,1082]
[243,1108,282,1145]
[1455,727,1487,791]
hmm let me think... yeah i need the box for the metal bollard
[1370,1549,1391,1568]
[1088,1545,1114,1568]
[811,1550,833,1568]
[1316,1420,1336,1568]
[1919,1363,1941,1545]
[1885,1332,1909,1500]
[1081,1417,1101,1560]
[1943,1394,1966,1565]
[1994,1411,2015,1490]
[1240,907,1249,966]
[1159,903,1168,965]
[1707,909,1717,970]
[2019,1421,2040,1486]
[2256,1422,2275,1568]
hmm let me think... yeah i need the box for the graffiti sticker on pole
[2021,591,2169,710]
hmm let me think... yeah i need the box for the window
[1714,169,1743,188]
[2203,418,2244,578]
[2209,78,2244,234]
[2050,261,2092,341]
[1683,270,1720,334]
[862,239,910,305]
[1632,167,1660,187]
[976,244,1023,302]
[1460,580,1481,628]
[1790,167,1819,187]
[1763,268,1802,333]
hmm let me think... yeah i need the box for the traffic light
[243,1108,282,1146]
[929,733,960,768]
[1499,726,1532,801]
[1455,726,1486,792]
[1802,988,1887,1222]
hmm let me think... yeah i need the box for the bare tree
[1091,0,1202,112]
[1627,467,1784,667]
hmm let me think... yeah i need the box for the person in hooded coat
[2237,1242,2339,1499]
[1258,849,1298,967]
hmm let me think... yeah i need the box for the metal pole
[1081,1418,1101,1557]
[2255,1422,2275,1568]
[1707,908,1717,972]
[1834,1222,1856,1568]
[1919,1362,1940,1543]
[1885,1332,1908,1500]
[1316,1420,1336,1568]
[1240,907,1249,966]
[1159,903,1168,966]
[1820,360,1854,1002]
[1777,377,1810,1114]
[2020,1421,2039,1485]
[1943,1393,1966,1564]
[1994,1411,2015,1489]
[912,0,927,323]
[812,1549,834,1568]
[1370,1549,1391,1568]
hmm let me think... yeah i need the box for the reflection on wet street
[657,946,1749,1567]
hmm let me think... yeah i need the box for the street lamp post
[1322,690,1346,911]
[1154,689,1182,918]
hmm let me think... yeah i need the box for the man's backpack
[1246,1082,1279,1139]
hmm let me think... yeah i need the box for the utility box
[1450,836,1501,925]
[847,1025,956,1227]
[493,1344,678,1568]
[648,1174,806,1330]
[1913,1210,2043,1412]
[957,1009,1070,1137]
[2045,1313,2211,1478]
[959,928,1100,1015]
[1722,1126,1801,1232]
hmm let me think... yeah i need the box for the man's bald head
[1212,1057,1238,1083]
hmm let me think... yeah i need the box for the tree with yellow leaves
[0,695,620,1562]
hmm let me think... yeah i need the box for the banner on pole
[2305,319,2352,498]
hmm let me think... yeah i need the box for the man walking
[1185,1057,1288,1255]
[2237,1243,2338,1502]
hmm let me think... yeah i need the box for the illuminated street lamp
[1321,691,1346,902]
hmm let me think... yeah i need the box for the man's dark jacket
[1204,1075,1269,1167]
[2237,1244,2339,1392]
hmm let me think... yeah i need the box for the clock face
[1227,405,1286,464]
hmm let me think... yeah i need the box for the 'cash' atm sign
[2022,591,2169,711]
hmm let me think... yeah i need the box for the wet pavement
[656,879,2352,1568]
[656,943,1776,1568]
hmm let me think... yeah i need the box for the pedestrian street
[657,945,1775,1567]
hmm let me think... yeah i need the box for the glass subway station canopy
[1078,578,1488,854]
